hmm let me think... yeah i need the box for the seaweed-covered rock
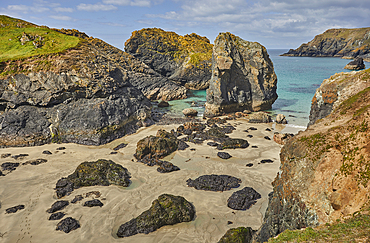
[218,227,253,243]
[217,138,249,150]
[134,129,178,160]
[117,194,195,237]
[186,175,241,191]
[49,212,65,220]
[47,200,69,213]
[55,159,131,198]
[83,199,103,207]
[205,32,277,117]
[56,217,80,233]
[5,205,25,214]
[217,152,232,159]
[227,187,261,210]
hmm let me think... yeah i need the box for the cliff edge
[258,68,370,242]
[282,27,370,61]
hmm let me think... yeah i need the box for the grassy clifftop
[0,15,80,62]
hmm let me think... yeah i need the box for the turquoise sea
[162,49,370,127]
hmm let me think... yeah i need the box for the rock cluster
[117,194,195,237]
[205,32,277,117]
[125,28,213,91]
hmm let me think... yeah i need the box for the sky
[1,0,370,50]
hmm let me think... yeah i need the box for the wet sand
[0,118,303,243]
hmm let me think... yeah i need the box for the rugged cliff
[258,69,370,242]
[282,27,370,61]
[205,32,277,117]
[0,15,164,146]
[125,28,213,90]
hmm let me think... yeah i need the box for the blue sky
[1,0,370,49]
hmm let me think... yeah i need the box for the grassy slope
[0,15,80,63]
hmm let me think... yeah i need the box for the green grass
[0,15,80,62]
[269,210,370,242]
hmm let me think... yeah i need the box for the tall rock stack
[204,32,277,117]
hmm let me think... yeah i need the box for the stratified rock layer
[205,32,277,116]
[125,28,213,90]
[282,27,370,61]
[116,194,195,237]
[257,68,370,242]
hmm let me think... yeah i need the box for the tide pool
[162,50,369,127]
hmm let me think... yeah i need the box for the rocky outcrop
[117,194,195,237]
[308,70,370,126]
[257,68,370,242]
[125,28,213,90]
[344,57,366,70]
[205,32,277,117]
[282,27,370,61]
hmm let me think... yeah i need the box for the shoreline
[0,119,303,242]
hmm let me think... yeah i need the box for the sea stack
[204,32,277,117]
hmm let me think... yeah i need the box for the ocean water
[163,49,369,127]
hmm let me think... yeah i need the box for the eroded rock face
[205,32,277,117]
[257,68,370,242]
[117,194,195,237]
[55,159,131,198]
[0,37,155,147]
[125,28,213,90]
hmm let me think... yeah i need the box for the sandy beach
[0,118,303,243]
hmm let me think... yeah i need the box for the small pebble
[246,163,253,167]
[251,146,258,148]
[247,135,253,138]
[227,221,233,225]
[56,147,66,150]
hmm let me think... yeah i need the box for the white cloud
[54,7,74,12]
[6,4,50,13]
[103,0,151,7]
[77,3,117,11]
[100,22,127,27]
[7,5,29,12]
[49,15,74,21]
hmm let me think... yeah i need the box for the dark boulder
[55,159,131,198]
[83,199,104,207]
[157,100,170,107]
[227,187,261,210]
[260,159,274,164]
[5,205,25,214]
[218,227,253,243]
[186,175,241,191]
[11,154,29,159]
[113,143,128,151]
[117,194,195,237]
[42,150,52,155]
[47,200,69,213]
[177,140,189,150]
[49,212,65,220]
[71,195,83,204]
[157,161,180,173]
[56,217,80,233]
[217,152,232,159]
